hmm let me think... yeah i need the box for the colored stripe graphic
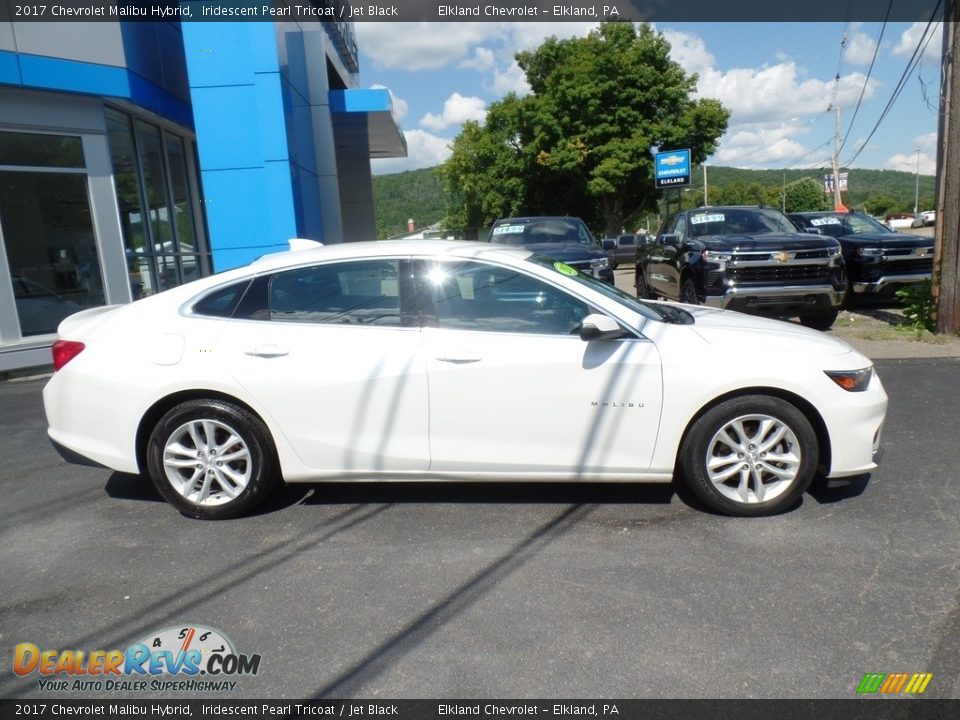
[857,672,933,694]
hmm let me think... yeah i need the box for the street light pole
[914,147,921,216]
[703,164,708,206]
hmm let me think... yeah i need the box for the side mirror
[660,233,680,246]
[802,227,822,235]
[579,313,624,341]
[602,239,616,250]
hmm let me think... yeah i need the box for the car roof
[492,216,584,224]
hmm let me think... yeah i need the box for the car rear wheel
[679,395,818,517]
[798,309,839,331]
[146,399,279,520]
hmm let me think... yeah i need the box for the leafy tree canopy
[440,22,730,236]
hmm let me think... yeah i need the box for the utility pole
[831,105,843,211]
[703,164,708,206]
[935,1,960,334]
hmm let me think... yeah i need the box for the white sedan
[43,240,887,519]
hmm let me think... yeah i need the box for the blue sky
[354,22,943,178]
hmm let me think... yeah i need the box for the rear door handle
[244,344,289,358]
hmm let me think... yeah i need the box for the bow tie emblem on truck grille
[775,251,795,263]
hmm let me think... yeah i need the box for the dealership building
[0,17,405,371]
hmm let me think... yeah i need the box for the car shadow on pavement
[105,472,164,502]
[806,473,871,504]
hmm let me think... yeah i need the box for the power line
[844,1,944,168]
[781,138,834,170]
[838,3,894,155]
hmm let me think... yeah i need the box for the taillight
[52,340,85,371]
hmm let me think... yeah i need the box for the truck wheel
[680,278,699,305]
[636,269,652,299]
[798,309,839,331]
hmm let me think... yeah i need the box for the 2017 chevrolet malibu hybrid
[43,240,887,519]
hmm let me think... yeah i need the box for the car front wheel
[798,309,839,331]
[679,396,818,516]
[146,399,279,519]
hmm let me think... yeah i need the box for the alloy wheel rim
[163,419,252,506]
[705,414,801,504]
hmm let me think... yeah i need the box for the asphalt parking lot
[1,358,959,699]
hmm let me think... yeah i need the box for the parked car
[603,233,649,269]
[635,206,846,330]
[486,216,613,284]
[911,210,936,228]
[787,211,934,302]
[44,240,886,519]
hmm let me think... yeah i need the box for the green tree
[783,177,830,212]
[441,22,729,236]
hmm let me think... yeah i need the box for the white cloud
[371,129,452,175]
[915,131,938,151]
[660,28,715,77]
[458,47,496,72]
[843,31,878,65]
[370,84,408,121]
[893,22,942,62]
[355,22,504,70]
[696,63,877,123]
[490,60,531,96]
[711,123,823,167]
[886,151,936,175]
[420,93,487,131]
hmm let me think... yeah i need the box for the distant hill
[371,167,447,239]
[372,164,937,237]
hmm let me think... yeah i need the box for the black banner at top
[0,0,949,23]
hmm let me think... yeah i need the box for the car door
[217,258,430,473]
[415,259,663,476]
[647,215,681,297]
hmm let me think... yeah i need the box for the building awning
[329,88,407,159]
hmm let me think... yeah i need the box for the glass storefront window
[0,170,105,336]
[105,109,208,299]
[0,131,84,168]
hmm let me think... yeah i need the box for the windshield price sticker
[690,213,725,225]
[810,217,842,226]
[492,225,526,235]
[553,262,579,276]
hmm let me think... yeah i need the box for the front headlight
[702,250,733,262]
[825,367,873,392]
[590,257,610,270]
[827,245,842,257]
[857,247,883,256]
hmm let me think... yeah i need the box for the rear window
[192,281,250,318]
[490,219,593,247]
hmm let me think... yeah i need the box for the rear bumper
[703,284,843,311]
[49,436,109,469]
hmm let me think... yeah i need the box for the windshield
[490,219,595,247]
[527,254,676,324]
[804,213,891,236]
[687,208,794,238]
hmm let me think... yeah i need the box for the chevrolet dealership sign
[655,149,691,189]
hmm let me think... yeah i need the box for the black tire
[679,395,818,517]
[798,309,839,331]
[146,399,280,520]
[679,277,700,305]
[610,258,619,270]
[635,268,652,299]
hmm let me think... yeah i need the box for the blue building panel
[0,51,22,85]
[188,84,266,170]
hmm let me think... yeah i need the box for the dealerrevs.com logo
[856,672,934,695]
[13,625,261,693]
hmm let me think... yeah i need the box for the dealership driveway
[1,359,959,699]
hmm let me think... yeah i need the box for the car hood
[841,233,932,248]
[682,306,853,356]
[525,243,607,261]
[699,233,836,252]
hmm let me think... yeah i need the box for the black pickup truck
[635,206,846,329]
[787,211,934,303]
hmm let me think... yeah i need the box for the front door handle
[244,344,289,358]
[435,354,482,364]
